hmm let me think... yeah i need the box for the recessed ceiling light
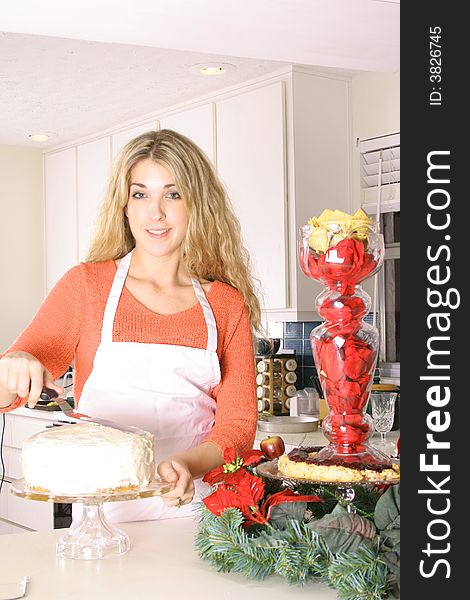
[188,62,235,76]
[200,66,226,76]
[28,133,50,142]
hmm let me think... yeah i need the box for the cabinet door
[44,148,77,292]
[216,83,287,310]
[77,137,111,261]
[159,104,215,164]
[0,482,7,523]
[111,121,157,158]
[2,413,55,531]
[0,515,32,534]
[6,481,54,531]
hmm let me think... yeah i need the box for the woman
[0,129,260,520]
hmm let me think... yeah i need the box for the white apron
[74,250,220,522]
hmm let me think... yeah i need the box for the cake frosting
[278,447,400,483]
[21,422,155,495]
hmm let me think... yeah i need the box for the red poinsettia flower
[202,449,324,526]
[203,469,267,525]
[202,447,265,487]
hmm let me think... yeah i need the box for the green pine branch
[327,546,391,600]
[195,482,398,597]
[195,508,277,579]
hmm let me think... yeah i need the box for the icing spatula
[40,387,150,436]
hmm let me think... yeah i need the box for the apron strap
[101,250,133,342]
[101,249,217,353]
[191,279,218,353]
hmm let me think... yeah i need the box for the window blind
[357,132,400,213]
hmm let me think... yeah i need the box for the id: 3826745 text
[429,26,443,107]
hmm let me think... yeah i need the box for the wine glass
[370,391,397,455]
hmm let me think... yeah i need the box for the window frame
[357,133,400,383]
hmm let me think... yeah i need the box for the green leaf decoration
[382,550,400,577]
[253,528,291,548]
[374,485,400,594]
[380,528,400,553]
[195,479,399,599]
[269,501,307,528]
[374,484,400,532]
[307,505,378,554]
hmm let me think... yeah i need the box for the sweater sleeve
[0,265,84,413]
[203,303,258,455]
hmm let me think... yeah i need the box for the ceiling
[0,1,400,149]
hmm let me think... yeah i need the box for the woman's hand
[0,351,63,408]
[157,457,195,508]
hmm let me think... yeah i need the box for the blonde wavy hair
[86,129,261,332]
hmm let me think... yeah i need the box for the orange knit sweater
[1,260,258,454]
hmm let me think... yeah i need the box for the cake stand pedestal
[57,499,129,559]
[11,479,173,559]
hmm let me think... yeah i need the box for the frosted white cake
[21,422,155,495]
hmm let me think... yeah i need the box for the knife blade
[41,387,150,436]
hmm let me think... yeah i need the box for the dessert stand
[256,457,399,513]
[11,478,173,559]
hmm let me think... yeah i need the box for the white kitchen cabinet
[216,71,351,320]
[44,148,77,293]
[111,121,158,158]
[287,71,352,320]
[217,82,287,312]
[77,137,111,261]
[0,409,60,533]
[159,103,215,164]
[42,67,352,321]
[0,480,34,534]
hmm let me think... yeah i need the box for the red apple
[260,435,285,459]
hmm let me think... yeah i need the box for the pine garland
[196,506,397,598]
[195,485,400,599]
[195,449,400,598]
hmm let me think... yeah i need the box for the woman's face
[126,158,188,259]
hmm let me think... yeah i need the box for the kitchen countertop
[3,409,398,598]
[0,516,338,599]
[255,425,400,455]
[11,405,400,459]
[14,408,400,453]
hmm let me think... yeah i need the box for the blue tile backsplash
[278,321,322,390]
[283,321,303,339]
[271,314,379,391]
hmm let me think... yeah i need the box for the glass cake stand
[11,478,173,559]
[256,458,399,513]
